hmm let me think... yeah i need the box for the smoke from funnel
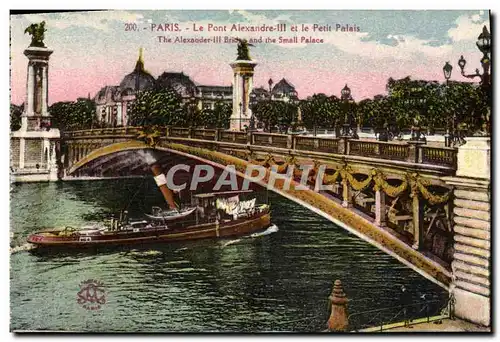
[137,149,157,165]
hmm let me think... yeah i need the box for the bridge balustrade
[295,136,340,154]
[420,146,456,168]
[348,140,410,161]
[169,127,191,138]
[252,133,289,148]
[219,131,248,144]
[192,129,217,141]
[65,126,457,170]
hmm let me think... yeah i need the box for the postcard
[9,9,491,333]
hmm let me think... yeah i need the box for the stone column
[43,139,50,169]
[443,137,490,327]
[41,65,48,115]
[116,105,123,126]
[411,193,424,250]
[19,138,25,169]
[26,63,35,116]
[230,60,257,131]
[341,178,352,208]
[406,141,425,163]
[374,189,386,227]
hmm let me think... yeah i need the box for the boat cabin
[191,189,263,223]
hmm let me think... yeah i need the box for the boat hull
[27,211,271,248]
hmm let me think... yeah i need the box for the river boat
[27,190,271,248]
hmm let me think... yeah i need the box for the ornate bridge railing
[349,140,410,161]
[420,146,456,167]
[63,126,457,169]
[295,136,339,154]
[252,132,289,149]
[219,130,247,144]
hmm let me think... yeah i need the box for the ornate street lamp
[443,62,453,83]
[402,84,427,143]
[340,84,353,137]
[188,96,197,128]
[216,93,224,128]
[442,62,454,147]
[457,25,491,87]
[249,92,257,131]
[457,25,491,134]
[239,102,243,131]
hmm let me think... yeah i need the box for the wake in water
[222,224,279,247]
[10,243,36,254]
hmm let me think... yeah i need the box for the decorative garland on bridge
[247,152,452,205]
[136,126,162,148]
[372,170,409,198]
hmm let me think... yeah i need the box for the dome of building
[119,48,155,92]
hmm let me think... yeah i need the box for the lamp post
[249,92,257,131]
[458,26,491,88]
[238,102,243,131]
[443,61,453,147]
[216,93,224,129]
[457,25,491,134]
[189,96,197,128]
[340,84,353,137]
[404,85,427,143]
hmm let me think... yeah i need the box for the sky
[9,9,490,105]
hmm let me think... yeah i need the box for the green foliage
[299,94,342,131]
[385,76,489,133]
[50,99,95,131]
[10,103,23,131]
[128,87,186,127]
[292,76,489,136]
[251,100,298,132]
[200,101,232,128]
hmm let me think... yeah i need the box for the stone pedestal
[327,280,349,332]
[443,137,490,326]
[456,137,490,179]
[230,60,257,131]
[10,45,60,182]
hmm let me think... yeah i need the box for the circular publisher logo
[77,279,106,311]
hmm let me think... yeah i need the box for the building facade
[95,50,298,127]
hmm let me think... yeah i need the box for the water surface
[10,179,447,332]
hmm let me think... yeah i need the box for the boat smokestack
[150,163,177,210]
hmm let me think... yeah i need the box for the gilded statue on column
[235,38,254,60]
[24,21,47,48]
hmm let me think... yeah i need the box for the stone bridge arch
[65,139,452,290]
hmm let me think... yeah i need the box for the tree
[200,101,232,128]
[386,76,490,134]
[214,102,232,129]
[251,100,298,133]
[300,94,341,135]
[443,81,489,135]
[10,103,23,131]
[128,87,185,127]
[49,98,95,131]
[251,100,279,132]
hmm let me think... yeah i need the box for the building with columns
[95,49,233,127]
[94,49,299,127]
[10,39,60,182]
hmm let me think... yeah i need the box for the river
[10,178,448,332]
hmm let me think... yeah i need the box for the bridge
[59,126,490,326]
